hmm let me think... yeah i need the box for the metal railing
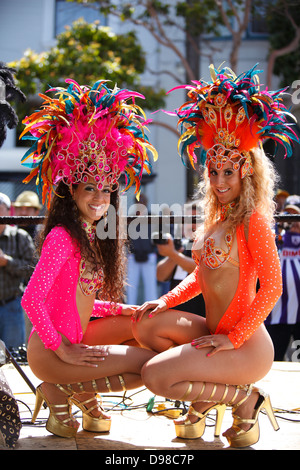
[0,214,299,226]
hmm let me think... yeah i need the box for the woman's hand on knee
[55,341,109,367]
[191,334,234,357]
[120,304,137,316]
[132,299,168,323]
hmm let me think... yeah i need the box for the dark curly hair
[36,181,127,304]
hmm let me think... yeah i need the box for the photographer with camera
[126,195,158,305]
[154,203,205,317]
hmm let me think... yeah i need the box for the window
[55,0,107,36]
[247,0,270,38]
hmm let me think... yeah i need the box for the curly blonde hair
[197,147,279,234]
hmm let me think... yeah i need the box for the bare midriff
[194,223,240,333]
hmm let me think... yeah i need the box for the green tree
[9,18,166,144]
[264,0,300,88]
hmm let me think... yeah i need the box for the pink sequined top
[21,226,122,351]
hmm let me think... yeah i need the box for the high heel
[174,382,226,439]
[175,403,226,439]
[70,395,111,432]
[68,375,125,432]
[32,384,79,438]
[225,387,279,448]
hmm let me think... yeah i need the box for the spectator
[13,191,42,344]
[0,193,35,351]
[156,202,205,316]
[275,189,289,213]
[0,60,26,449]
[265,195,300,360]
[13,190,42,240]
[126,194,157,304]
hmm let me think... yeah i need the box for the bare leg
[75,316,139,417]
[132,309,209,352]
[28,332,155,385]
[83,316,139,347]
[27,333,156,429]
[140,326,275,439]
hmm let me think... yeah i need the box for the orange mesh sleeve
[227,213,282,348]
[160,266,202,309]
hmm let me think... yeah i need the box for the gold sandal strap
[232,384,253,410]
[193,382,206,402]
[227,385,242,406]
[207,384,217,401]
[77,382,85,393]
[49,402,76,424]
[91,379,98,393]
[56,383,73,395]
[105,376,112,393]
[188,405,205,420]
[219,384,229,404]
[72,396,99,414]
[119,375,126,392]
[181,382,193,401]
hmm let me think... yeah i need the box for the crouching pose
[132,65,298,447]
[21,79,157,438]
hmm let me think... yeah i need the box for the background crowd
[0,187,299,363]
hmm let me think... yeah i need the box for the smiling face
[72,176,112,223]
[209,161,242,205]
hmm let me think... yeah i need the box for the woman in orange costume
[132,65,298,447]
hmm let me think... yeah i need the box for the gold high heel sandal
[175,382,227,439]
[69,375,126,432]
[31,384,79,438]
[225,386,279,448]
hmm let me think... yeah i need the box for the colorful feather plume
[169,64,298,169]
[21,79,157,206]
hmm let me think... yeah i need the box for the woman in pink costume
[20,80,157,438]
[132,65,298,447]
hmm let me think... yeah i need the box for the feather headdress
[21,79,157,207]
[170,64,298,177]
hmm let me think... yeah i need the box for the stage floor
[1,361,299,451]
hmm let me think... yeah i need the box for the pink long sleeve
[22,226,124,350]
[22,227,78,350]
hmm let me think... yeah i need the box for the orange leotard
[160,212,282,348]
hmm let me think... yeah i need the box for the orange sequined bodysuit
[160,212,282,348]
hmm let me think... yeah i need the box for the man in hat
[13,190,42,240]
[0,192,35,351]
[275,189,290,213]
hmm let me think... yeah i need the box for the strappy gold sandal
[224,386,279,448]
[174,382,226,439]
[69,375,126,432]
[31,384,79,438]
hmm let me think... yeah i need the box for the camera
[152,231,182,250]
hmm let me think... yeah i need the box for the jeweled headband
[170,64,298,177]
[21,79,157,207]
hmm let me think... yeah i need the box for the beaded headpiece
[20,79,157,207]
[171,64,298,177]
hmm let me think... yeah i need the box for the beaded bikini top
[193,202,240,270]
[79,219,104,296]
[198,231,239,269]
